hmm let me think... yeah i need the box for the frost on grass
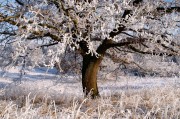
[0,84,180,119]
[0,73,180,118]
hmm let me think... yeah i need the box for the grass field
[0,68,180,119]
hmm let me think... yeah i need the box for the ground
[0,67,180,118]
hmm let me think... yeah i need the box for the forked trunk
[82,54,103,98]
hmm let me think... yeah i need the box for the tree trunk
[82,54,103,98]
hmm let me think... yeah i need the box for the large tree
[0,0,180,98]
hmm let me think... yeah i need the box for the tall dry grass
[0,83,180,119]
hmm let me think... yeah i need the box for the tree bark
[82,54,103,98]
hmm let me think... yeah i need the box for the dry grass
[0,84,180,119]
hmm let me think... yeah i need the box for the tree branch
[15,0,24,6]
[105,51,147,72]
[0,31,16,36]
[96,37,146,56]
[109,25,126,38]
[128,45,178,56]
[133,0,143,6]
[39,42,59,48]
[157,6,180,13]
[0,13,21,26]
[108,0,144,39]
[109,37,146,47]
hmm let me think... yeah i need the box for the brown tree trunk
[82,54,103,98]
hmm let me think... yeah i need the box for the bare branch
[157,6,180,13]
[15,0,24,6]
[40,42,58,48]
[0,31,16,35]
[128,45,178,56]
[109,25,126,38]
[109,37,146,47]
[133,0,143,6]
[0,13,21,26]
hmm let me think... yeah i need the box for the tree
[0,0,180,98]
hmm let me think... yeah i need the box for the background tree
[0,0,180,98]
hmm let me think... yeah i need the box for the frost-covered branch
[157,6,180,13]
[0,0,179,69]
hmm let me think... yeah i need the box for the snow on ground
[0,67,180,98]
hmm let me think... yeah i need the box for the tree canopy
[0,0,180,97]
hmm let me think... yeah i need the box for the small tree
[0,0,180,98]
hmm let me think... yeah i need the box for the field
[0,67,180,119]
